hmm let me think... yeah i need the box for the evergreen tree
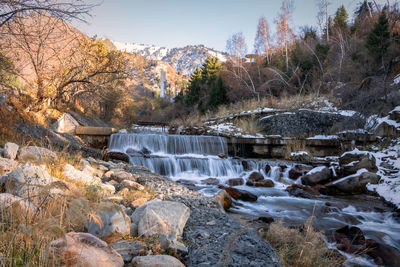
[183,67,203,106]
[366,12,390,67]
[334,5,349,30]
[207,75,227,109]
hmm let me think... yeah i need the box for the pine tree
[184,67,203,106]
[366,12,390,67]
[334,5,348,30]
[207,75,227,110]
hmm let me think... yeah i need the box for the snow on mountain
[111,40,227,76]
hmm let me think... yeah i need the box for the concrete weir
[227,132,377,158]
[75,126,117,149]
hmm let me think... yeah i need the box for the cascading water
[108,132,400,266]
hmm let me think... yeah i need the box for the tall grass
[262,217,344,267]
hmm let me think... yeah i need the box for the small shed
[53,113,80,134]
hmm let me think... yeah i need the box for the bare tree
[316,0,330,42]
[254,15,271,64]
[0,0,95,27]
[276,0,294,72]
[226,32,247,77]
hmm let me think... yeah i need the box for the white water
[108,133,400,265]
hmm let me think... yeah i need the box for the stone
[365,239,400,266]
[130,200,190,237]
[201,178,219,185]
[86,204,131,243]
[18,146,57,163]
[342,154,377,175]
[265,165,271,174]
[253,179,274,187]
[3,164,61,198]
[80,158,90,166]
[176,179,197,187]
[286,184,320,199]
[246,172,264,185]
[81,164,103,177]
[121,180,145,191]
[334,225,366,254]
[0,193,39,217]
[47,232,123,267]
[214,189,232,211]
[0,157,19,174]
[131,255,185,267]
[111,171,135,183]
[301,166,332,186]
[218,153,227,159]
[62,164,101,185]
[288,166,307,180]
[130,198,148,207]
[226,178,244,186]
[326,169,380,194]
[104,151,130,163]
[111,240,146,264]
[222,186,258,202]
[339,150,376,167]
[99,183,116,195]
[3,142,18,160]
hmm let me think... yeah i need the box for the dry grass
[234,118,262,136]
[284,139,311,159]
[262,217,344,267]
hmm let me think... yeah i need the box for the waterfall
[108,133,258,180]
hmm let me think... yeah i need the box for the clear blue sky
[73,0,389,51]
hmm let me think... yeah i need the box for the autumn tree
[254,15,271,63]
[276,0,294,72]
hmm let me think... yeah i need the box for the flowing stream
[109,132,400,265]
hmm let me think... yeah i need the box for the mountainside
[111,41,227,76]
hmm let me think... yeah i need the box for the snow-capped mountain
[111,41,227,76]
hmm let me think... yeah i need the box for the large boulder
[246,172,264,186]
[111,240,146,264]
[339,150,377,175]
[301,166,332,186]
[62,164,101,185]
[86,203,131,243]
[130,200,190,237]
[258,110,363,137]
[0,157,19,174]
[18,146,57,163]
[2,164,63,199]
[131,255,185,267]
[3,142,19,160]
[47,232,123,267]
[222,186,258,202]
[325,169,380,194]
[0,193,39,217]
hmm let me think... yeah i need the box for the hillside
[112,41,227,75]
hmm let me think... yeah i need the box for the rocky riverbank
[0,142,281,266]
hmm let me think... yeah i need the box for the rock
[103,151,130,163]
[121,180,145,191]
[3,164,61,198]
[265,165,271,174]
[258,216,275,224]
[214,190,232,211]
[81,164,103,177]
[334,225,366,254]
[0,157,19,174]
[201,178,220,185]
[246,171,264,186]
[258,109,364,137]
[253,179,275,187]
[226,178,244,186]
[325,169,380,194]
[0,193,39,217]
[218,153,227,159]
[289,151,312,163]
[62,164,101,185]
[130,200,190,237]
[301,166,332,186]
[99,183,116,195]
[288,165,310,179]
[131,255,185,267]
[140,147,151,155]
[86,204,131,243]
[130,198,148,207]
[107,180,120,191]
[159,234,188,256]
[342,154,377,175]
[47,232,123,267]
[111,240,146,264]
[177,179,197,187]
[3,142,18,160]
[365,239,400,266]
[18,146,57,163]
[80,158,90,166]
[339,150,376,167]
[111,171,135,183]
[286,184,319,199]
[222,186,258,202]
